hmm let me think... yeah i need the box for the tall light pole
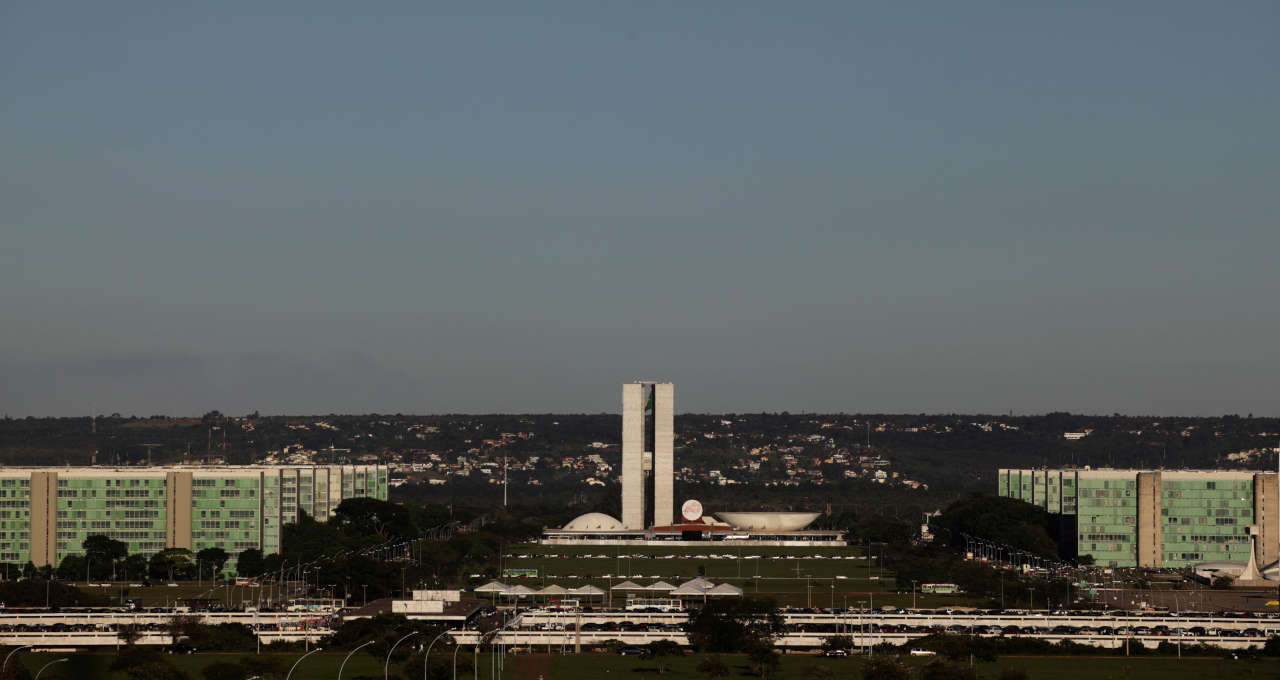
[386,631,420,680]
[35,658,69,680]
[475,630,499,680]
[286,647,323,680]
[339,641,376,680]
[911,580,917,610]
[2,645,33,677]
[858,601,866,655]
[423,629,452,680]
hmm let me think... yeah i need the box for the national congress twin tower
[0,464,388,569]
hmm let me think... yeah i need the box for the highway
[450,608,1280,651]
[1,605,1276,651]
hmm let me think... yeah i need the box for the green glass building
[0,464,388,571]
[999,468,1279,569]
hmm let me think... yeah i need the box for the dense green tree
[149,549,195,582]
[685,597,786,653]
[235,548,265,577]
[933,494,1059,559]
[55,554,88,581]
[120,554,149,581]
[641,640,682,674]
[195,547,229,578]
[745,637,780,678]
[331,497,415,540]
[83,534,128,579]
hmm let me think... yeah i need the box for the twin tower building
[621,382,675,530]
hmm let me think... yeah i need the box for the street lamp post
[423,629,452,680]
[475,630,499,680]
[911,580,917,610]
[286,647,323,680]
[386,631,421,680]
[2,645,33,676]
[34,658,69,680]
[858,601,866,655]
[339,641,376,680]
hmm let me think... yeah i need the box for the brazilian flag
[644,389,655,412]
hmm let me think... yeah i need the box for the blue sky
[2,2,1278,416]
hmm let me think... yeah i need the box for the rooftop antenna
[503,453,508,508]
[141,443,162,466]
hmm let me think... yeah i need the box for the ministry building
[0,464,388,570]
[999,468,1278,569]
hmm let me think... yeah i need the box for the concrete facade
[0,464,387,569]
[621,384,645,529]
[652,382,675,528]
[1136,471,1162,568]
[620,382,675,530]
[1255,473,1279,568]
[1001,468,1277,569]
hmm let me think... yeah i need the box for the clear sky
[2,2,1278,417]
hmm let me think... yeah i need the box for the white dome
[716,511,821,531]
[562,512,624,531]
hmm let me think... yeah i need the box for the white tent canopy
[611,580,644,590]
[536,585,568,596]
[501,585,537,597]
[474,581,510,593]
[645,581,676,591]
[671,582,713,596]
[707,583,743,596]
[567,585,606,596]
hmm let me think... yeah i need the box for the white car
[909,649,937,657]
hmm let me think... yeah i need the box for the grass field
[495,543,985,609]
[12,651,1275,680]
[73,582,313,608]
[538,653,1280,679]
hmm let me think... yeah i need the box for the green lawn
[11,650,1276,680]
[74,582,308,607]
[13,651,404,680]
[539,653,1279,680]
[496,543,987,609]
